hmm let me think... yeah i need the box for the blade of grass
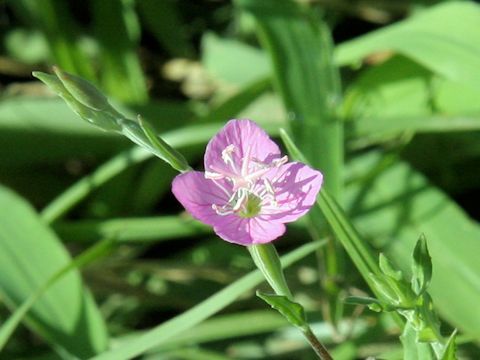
[91,0,148,103]
[54,216,211,243]
[237,0,343,198]
[91,240,326,360]
[0,238,114,351]
[279,129,380,283]
[10,0,95,79]
[0,185,108,357]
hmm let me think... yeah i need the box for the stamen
[272,155,288,167]
[221,144,235,165]
[212,204,234,216]
[205,171,224,180]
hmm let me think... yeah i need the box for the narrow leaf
[256,291,308,331]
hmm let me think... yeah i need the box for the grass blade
[0,185,108,357]
[0,238,114,351]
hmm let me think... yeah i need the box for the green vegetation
[1,0,479,359]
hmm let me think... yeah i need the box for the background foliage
[0,0,479,359]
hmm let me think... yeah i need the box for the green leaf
[92,0,148,103]
[0,184,108,357]
[256,291,308,331]
[344,296,383,311]
[379,253,403,281]
[400,322,435,360]
[0,238,114,351]
[279,129,379,283]
[10,0,95,79]
[202,32,270,87]
[90,240,325,360]
[412,235,433,296]
[346,150,480,338]
[336,2,480,91]
[441,330,458,360]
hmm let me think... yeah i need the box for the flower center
[208,144,286,217]
[238,193,262,218]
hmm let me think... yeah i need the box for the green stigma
[238,194,262,218]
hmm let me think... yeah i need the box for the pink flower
[172,119,323,245]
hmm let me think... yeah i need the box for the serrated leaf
[412,234,433,296]
[256,291,308,331]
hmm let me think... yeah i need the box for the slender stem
[303,327,334,360]
[248,243,333,359]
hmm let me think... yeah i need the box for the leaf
[91,0,148,103]
[441,330,458,360]
[89,240,325,360]
[0,184,108,357]
[202,32,270,87]
[256,291,308,331]
[10,0,95,79]
[412,235,433,296]
[346,150,480,338]
[400,322,435,360]
[379,253,403,281]
[0,238,114,351]
[344,296,384,312]
[336,2,480,91]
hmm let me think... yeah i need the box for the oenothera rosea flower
[172,119,323,245]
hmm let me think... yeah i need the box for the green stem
[248,243,333,360]
[304,327,334,360]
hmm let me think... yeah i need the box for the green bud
[248,244,292,298]
[53,66,110,111]
[33,69,121,131]
[412,234,432,296]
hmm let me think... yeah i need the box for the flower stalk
[248,243,333,360]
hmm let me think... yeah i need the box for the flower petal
[263,162,323,223]
[204,119,281,178]
[213,216,286,245]
[171,171,231,225]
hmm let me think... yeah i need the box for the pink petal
[171,171,231,225]
[263,162,323,223]
[204,119,281,177]
[213,216,286,245]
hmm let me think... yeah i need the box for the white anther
[221,144,235,165]
[205,171,225,180]
[212,204,233,216]
[272,155,288,167]
[232,189,247,211]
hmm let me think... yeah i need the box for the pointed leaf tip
[256,291,308,331]
[412,234,432,295]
